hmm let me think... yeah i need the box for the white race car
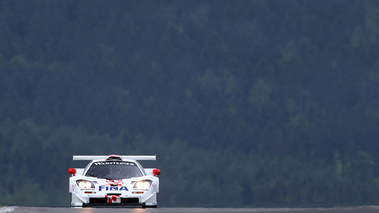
[68,155,160,208]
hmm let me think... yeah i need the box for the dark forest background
[1,0,379,207]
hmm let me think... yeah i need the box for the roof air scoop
[106,155,123,161]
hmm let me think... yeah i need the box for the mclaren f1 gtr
[68,155,160,207]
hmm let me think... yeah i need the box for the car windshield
[85,161,143,180]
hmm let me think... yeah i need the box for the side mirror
[68,168,76,176]
[153,169,161,176]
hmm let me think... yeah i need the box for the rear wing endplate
[73,155,156,161]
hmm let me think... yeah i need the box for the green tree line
[0,0,379,207]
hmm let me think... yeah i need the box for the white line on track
[0,206,17,213]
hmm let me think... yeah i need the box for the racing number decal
[105,195,121,203]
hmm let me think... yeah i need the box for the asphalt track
[3,206,379,213]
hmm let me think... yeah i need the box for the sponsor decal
[99,179,127,191]
[80,188,95,191]
[99,185,128,191]
[106,180,123,186]
[93,161,135,166]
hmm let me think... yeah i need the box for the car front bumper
[70,191,158,207]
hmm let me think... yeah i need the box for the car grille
[89,197,139,204]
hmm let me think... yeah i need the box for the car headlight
[133,180,152,190]
[76,180,95,189]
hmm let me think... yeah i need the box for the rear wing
[73,155,156,161]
